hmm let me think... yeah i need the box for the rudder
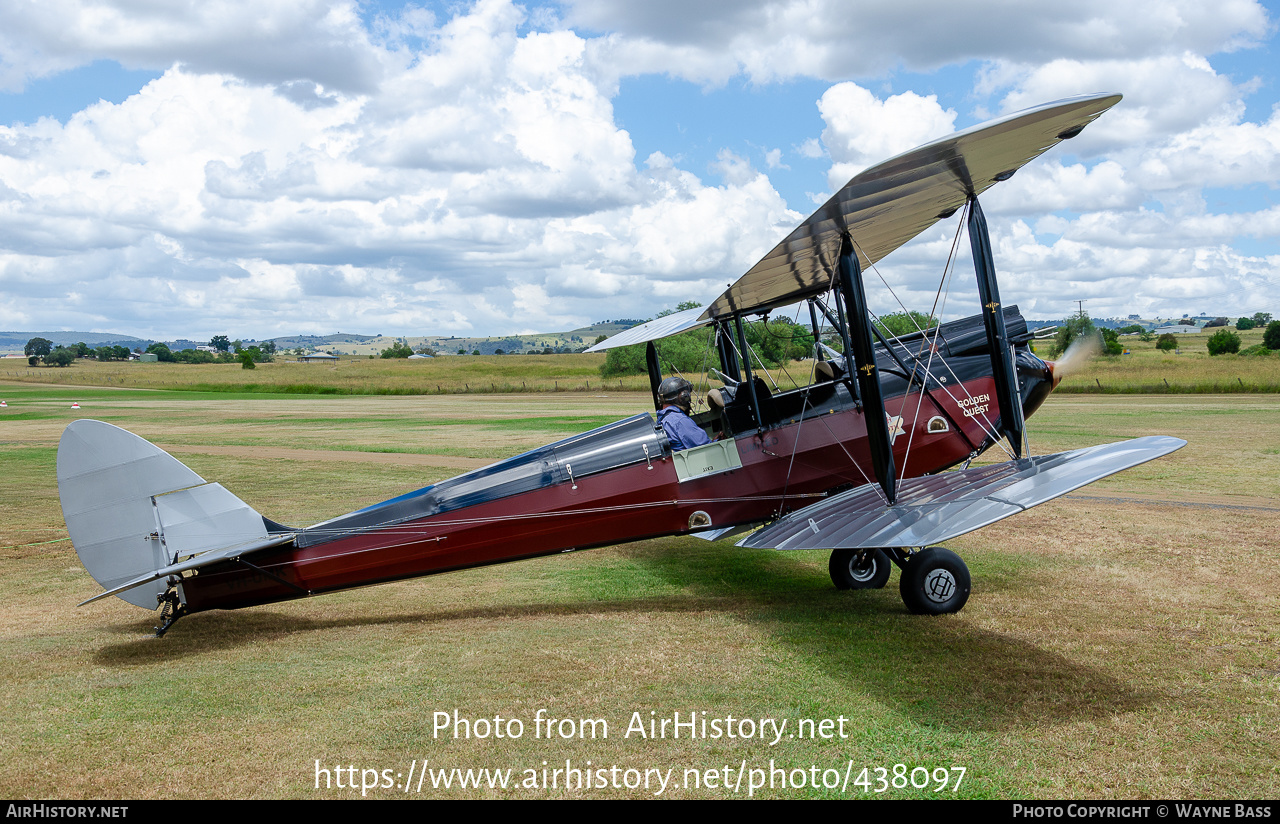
[57,420,274,609]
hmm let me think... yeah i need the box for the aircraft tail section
[58,420,292,609]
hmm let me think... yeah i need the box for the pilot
[657,376,711,451]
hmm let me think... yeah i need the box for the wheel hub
[922,569,956,603]
[848,554,876,582]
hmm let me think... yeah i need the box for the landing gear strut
[154,590,188,637]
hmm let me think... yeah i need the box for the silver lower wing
[739,436,1186,550]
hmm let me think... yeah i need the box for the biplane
[58,93,1185,635]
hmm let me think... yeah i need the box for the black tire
[899,547,970,614]
[829,548,892,590]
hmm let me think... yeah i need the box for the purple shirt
[659,406,711,450]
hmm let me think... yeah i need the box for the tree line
[21,336,277,367]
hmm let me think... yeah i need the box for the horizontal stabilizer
[77,532,295,607]
[739,436,1186,551]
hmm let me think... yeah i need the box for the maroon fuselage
[179,373,1007,614]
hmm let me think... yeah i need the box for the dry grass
[1,383,1277,798]
[0,354,652,395]
[4,326,1276,398]
[1037,327,1280,393]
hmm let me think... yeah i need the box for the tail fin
[58,420,288,609]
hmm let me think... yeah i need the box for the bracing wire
[847,211,1018,462]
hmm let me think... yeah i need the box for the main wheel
[899,547,970,614]
[829,548,892,590]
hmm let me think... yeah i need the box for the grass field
[3,325,1277,396]
[1,382,1277,799]
[1040,327,1280,394]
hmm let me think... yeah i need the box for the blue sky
[0,0,1277,339]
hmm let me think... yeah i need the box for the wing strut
[716,322,741,382]
[734,315,764,430]
[646,342,662,411]
[967,196,1026,457]
[837,233,897,504]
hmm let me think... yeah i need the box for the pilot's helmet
[658,376,693,412]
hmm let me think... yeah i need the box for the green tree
[653,301,703,319]
[1206,329,1240,355]
[1264,321,1280,350]
[599,315,811,380]
[210,335,231,353]
[380,342,413,358]
[1053,312,1096,356]
[1099,327,1123,356]
[1236,317,1256,331]
[1156,333,1178,352]
[146,342,175,362]
[43,347,75,367]
[1254,312,1273,327]
[601,328,712,378]
[24,337,53,359]
[71,342,91,358]
[175,348,216,364]
[238,351,256,369]
[875,311,938,338]
[600,344,646,377]
[746,318,814,365]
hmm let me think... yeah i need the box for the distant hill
[0,331,147,353]
[10,313,1217,357]
[267,322,643,357]
[266,333,379,347]
[0,323,644,357]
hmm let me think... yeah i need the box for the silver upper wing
[702,93,1122,321]
[586,94,1120,352]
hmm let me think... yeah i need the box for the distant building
[299,353,340,363]
[1154,326,1201,334]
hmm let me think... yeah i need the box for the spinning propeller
[1046,331,1101,389]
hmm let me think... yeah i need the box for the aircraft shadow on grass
[93,538,1146,732]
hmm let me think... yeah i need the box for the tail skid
[57,420,294,612]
